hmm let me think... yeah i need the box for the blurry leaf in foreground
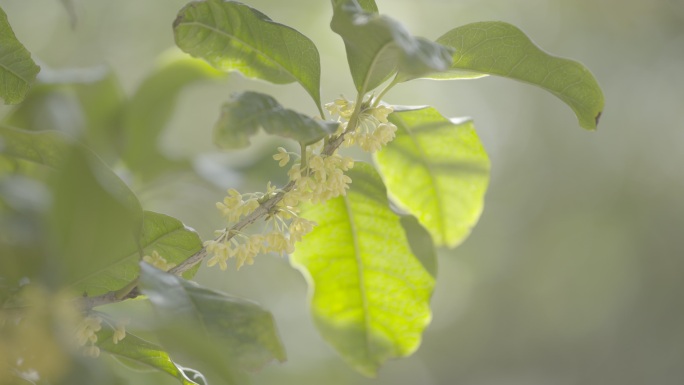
[0,175,50,287]
[71,211,203,297]
[0,126,144,286]
[0,6,40,104]
[48,147,141,287]
[291,162,434,376]
[2,66,125,163]
[122,54,224,180]
[139,263,286,384]
[375,106,490,248]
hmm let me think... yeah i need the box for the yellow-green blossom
[273,147,290,167]
[142,250,176,271]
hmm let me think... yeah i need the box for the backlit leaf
[291,162,434,376]
[139,263,286,382]
[0,6,40,104]
[97,326,199,385]
[214,91,338,149]
[174,0,322,109]
[432,21,604,129]
[72,211,203,296]
[331,0,452,94]
[375,106,490,248]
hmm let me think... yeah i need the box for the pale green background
[2,0,682,384]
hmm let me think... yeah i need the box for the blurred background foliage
[1,0,682,383]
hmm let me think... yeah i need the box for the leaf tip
[594,111,602,128]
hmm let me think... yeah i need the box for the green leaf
[0,6,40,104]
[291,162,435,377]
[0,175,50,288]
[2,67,125,163]
[72,210,203,296]
[122,55,224,180]
[138,263,286,381]
[0,126,145,286]
[330,0,453,94]
[0,127,139,213]
[432,21,604,129]
[97,326,199,385]
[400,215,437,279]
[0,126,141,221]
[48,147,142,287]
[374,106,490,248]
[214,91,338,149]
[174,0,322,109]
[0,125,70,166]
[71,69,126,163]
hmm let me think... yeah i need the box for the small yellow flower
[76,316,102,346]
[112,320,128,344]
[273,147,290,167]
[143,250,176,271]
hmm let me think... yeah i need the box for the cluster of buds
[75,315,128,357]
[142,250,177,271]
[205,180,318,270]
[326,96,397,152]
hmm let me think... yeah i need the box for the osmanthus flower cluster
[327,97,397,153]
[75,315,128,358]
[204,98,397,270]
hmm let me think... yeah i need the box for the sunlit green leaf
[291,162,434,377]
[331,0,452,94]
[72,211,202,296]
[431,22,604,129]
[97,325,199,385]
[139,263,286,382]
[174,0,322,109]
[375,106,490,248]
[122,55,224,180]
[0,6,40,104]
[214,91,337,149]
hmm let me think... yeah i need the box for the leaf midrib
[178,20,294,82]
[0,60,27,84]
[342,194,373,360]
